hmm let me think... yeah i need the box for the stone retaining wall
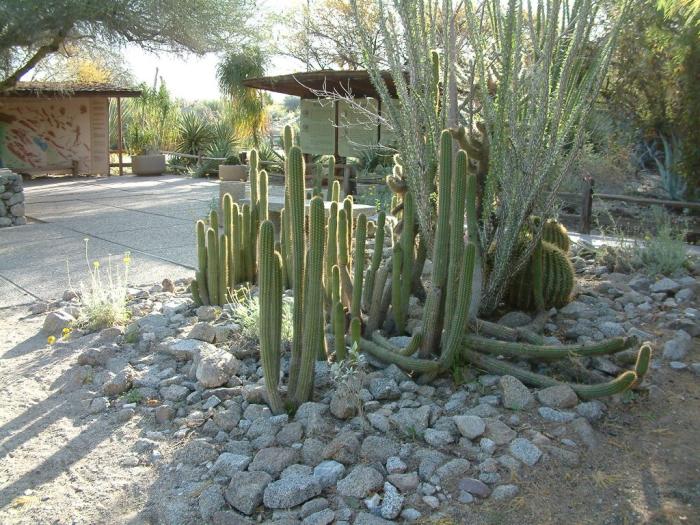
[0,169,26,227]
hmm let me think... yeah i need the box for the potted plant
[128,127,166,175]
[219,154,247,181]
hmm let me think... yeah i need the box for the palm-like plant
[217,46,269,146]
[176,112,215,159]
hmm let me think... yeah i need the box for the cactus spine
[258,220,285,414]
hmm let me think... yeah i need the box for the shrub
[230,289,294,344]
[72,240,131,331]
[637,208,688,276]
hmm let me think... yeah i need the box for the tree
[0,0,255,90]
[278,0,383,70]
[217,46,270,147]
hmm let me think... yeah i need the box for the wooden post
[581,177,594,234]
[116,96,123,177]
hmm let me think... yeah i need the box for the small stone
[211,453,252,477]
[224,470,272,515]
[599,321,626,337]
[330,390,357,419]
[249,447,300,477]
[386,456,407,474]
[575,401,605,421]
[650,277,680,294]
[387,472,419,492]
[263,475,322,509]
[197,305,219,321]
[189,322,217,343]
[571,417,599,449]
[336,465,383,498]
[458,477,491,498]
[117,408,135,422]
[497,311,532,327]
[155,404,176,424]
[300,497,330,519]
[199,485,225,522]
[536,385,578,408]
[103,369,133,397]
[42,310,75,335]
[484,418,516,445]
[161,384,190,402]
[196,346,240,388]
[491,484,519,500]
[323,431,360,465]
[422,495,440,509]
[423,428,455,447]
[479,438,496,455]
[662,331,692,361]
[313,460,346,488]
[354,512,393,525]
[453,415,486,439]
[508,438,542,466]
[432,458,470,484]
[276,422,304,446]
[499,375,535,410]
[458,491,475,503]
[88,397,108,414]
[538,407,576,423]
[281,464,313,479]
[670,361,687,370]
[302,508,335,525]
[380,482,404,520]
[369,377,401,400]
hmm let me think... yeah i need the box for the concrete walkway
[0,175,220,307]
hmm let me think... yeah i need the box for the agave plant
[646,133,687,201]
[177,112,215,160]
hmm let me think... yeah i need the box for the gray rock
[281,464,313,479]
[249,447,300,477]
[337,465,383,498]
[536,385,578,408]
[176,439,218,464]
[162,338,208,361]
[300,498,330,519]
[542,445,580,467]
[361,435,399,464]
[313,460,346,488]
[423,428,455,447]
[432,458,470,484]
[387,472,419,492]
[197,305,219,321]
[224,471,272,515]
[508,438,542,466]
[538,407,576,423]
[323,431,360,465]
[458,477,491,498]
[303,509,335,525]
[670,361,687,369]
[491,484,519,500]
[88,396,108,414]
[380,482,404,519]
[155,404,176,424]
[479,437,497,455]
[650,277,680,294]
[161,384,190,402]
[599,321,626,338]
[211,452,251,477]
[276,422,304,446]
[42,310,75,335]
[353,512,393,525]
[386,456,407,474]
[369,377,401,400]
[302,438,326,466]
[189,322,217,343]
[196,346,240,388]
[575,400,605,422]
[263,475,322,509]
[484,418,516,445]
[199,485,225,522]
[416,449,447,480]
[499,375,535,410]
[295,402,331,436]
[330,390,357,419]
[570,417,599,449]
[102,369,133,396]
[453,414,486,439]
[389,406,431,435]
[662,331,692,361]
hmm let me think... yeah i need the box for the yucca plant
[645,133,687,201]
[176,112,215,162]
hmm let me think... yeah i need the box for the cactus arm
[399,192,415,326]
[294,197,325,405]
[366,262,390,335]
[462,350,637,400]
[287,146,307,398]
[356,337,442,374]
[259,169,269,222]
[195,270,209,305]
[223,194,235,290]
[350,317,362,348]
[419,287,442,356]
[391,244,405,332]
[325,201,339,299]
[337,208,353,307]
[209,209,219,234]
[363,211,386,310]
[241,204,253,283]
[440,242,476,367]
[206,228,219,305]
[333,301,347,361]
[283,125,294,156]
[463,334,638,360]
[631,342,652,388]
[343,196,353,266]
[231,204,242,285]
[326,155,336,201]
[258,220,285,414]
[444,150,468,331]
[196,220,208,299]
[219,233,229,304]
[351,214,367,318]
[399,332,423,356]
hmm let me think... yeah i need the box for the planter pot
[219,181,247,213]
[219,164,248,181]
[132,154,166,176]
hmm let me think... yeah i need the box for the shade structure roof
[242,70,398,99]
[0,82,142,98]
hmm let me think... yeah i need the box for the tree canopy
[0,0,255,90]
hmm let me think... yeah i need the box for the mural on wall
[0,98,92,171]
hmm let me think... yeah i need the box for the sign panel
[299,99,335,155]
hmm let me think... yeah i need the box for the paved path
[0,175,220,307]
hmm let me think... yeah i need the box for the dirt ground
[0,303,698,525]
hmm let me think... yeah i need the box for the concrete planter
[219,181,247,212]
[132,154,166,176]
[219,164,248,181]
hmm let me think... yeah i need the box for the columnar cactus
[351,214,367,319]
[363,211,386,311]
[444,151,469,331]
[258,220,285,414]
[326,155,336,201]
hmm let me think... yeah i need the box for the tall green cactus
[326,155,336,201]
[444,151,469,331]
[258,220,285,414]
[363,211,386,310]
[294,196,326,405]
[351,214,367,319]
[259,169,269,222]
[286,145,307,399]
[391,244,405,332]
[206,227,219,306]
[325,201,339,299]
[337,207,353,307]
[331,180,341,202]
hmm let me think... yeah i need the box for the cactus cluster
[191,149,268,306]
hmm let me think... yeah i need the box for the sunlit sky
[123,0,306,102]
